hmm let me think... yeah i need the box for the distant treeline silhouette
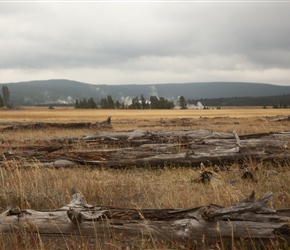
[75,94,175,109]
[188,94,290,108]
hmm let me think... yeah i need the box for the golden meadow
[1,107,290,249]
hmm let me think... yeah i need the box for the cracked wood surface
[1,129,290,168]
[0,191,289,247]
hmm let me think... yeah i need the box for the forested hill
[1,79,290,106]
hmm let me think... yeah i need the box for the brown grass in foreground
[0,162,290,210]
[0,162,290,249]
[1,107,290,249]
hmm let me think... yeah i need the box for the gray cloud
[0,2,290,85]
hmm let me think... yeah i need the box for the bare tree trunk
[2,130,290,168]
[0,190,289,248]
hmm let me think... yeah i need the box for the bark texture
[0,190,289,248]
[1,129,290,168]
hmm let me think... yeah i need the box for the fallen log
[0,116,112,132]
[0,190,289,248]
[1,130,290,168]
[272,116,290,122]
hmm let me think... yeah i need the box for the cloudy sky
[1,1,290,85]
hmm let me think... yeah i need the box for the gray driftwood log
[0,190,289,248]
[1,129,290,168]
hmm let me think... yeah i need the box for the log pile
[1,129,290,168]
[0,190,289,248]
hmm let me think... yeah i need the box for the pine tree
[178,96,187,109]
[129,96,141,109]
[87,97,97,109]
[0,95,4,108]
[150,96,159,109]
[140,94,147,109]
[82,98,88,108]
[100,98,108,109]
[107,95,115,109]
[2,85,11,108]
[75,99,80,109]
[115,100,121,109]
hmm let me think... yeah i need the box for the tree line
[75,95,188,109]
[0,86,188,109]
[188,94,290,108]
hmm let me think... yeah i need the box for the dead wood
[0,190,289,248]
[0,117,112,132]
[272,116,290,122]
[1,129,290,168]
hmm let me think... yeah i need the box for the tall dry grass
[0,162,289,249]
[1,107,290,249]
[0,161,289,211]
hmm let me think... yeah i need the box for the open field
[3,106,290,123]
[1,106,290,135]
[1,107,290,249]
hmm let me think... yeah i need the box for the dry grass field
[2,106,290,134]
[1,107,290,249]
[4,106,290,123]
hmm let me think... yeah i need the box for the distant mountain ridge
[1,79,290,106]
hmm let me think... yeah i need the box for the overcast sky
[1,1,290,85]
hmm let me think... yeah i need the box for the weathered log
[1,130,290,168]
[0,190,289,248]
[272,116,290,122]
